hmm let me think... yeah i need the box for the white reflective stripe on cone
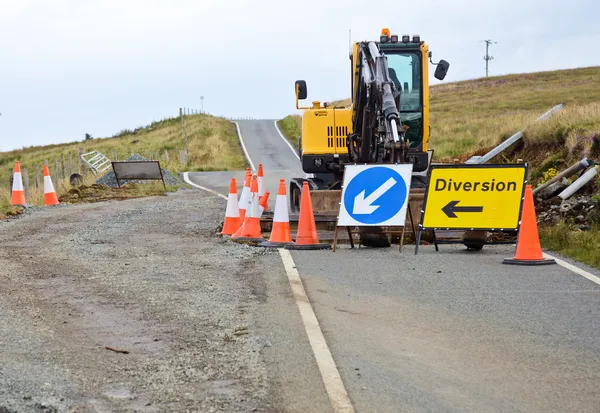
[258,176,265,197]
[250,193,261,218]
[245,189,254,212]
[12,172,24,191]
[44,175,56,194]
[225,193,240,217]
[238,186,250,209]
[273,194,289,223]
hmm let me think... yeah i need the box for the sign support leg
[415,229,422,255]
[347,227,355,249]
[333,225,340,252]
[432,229,439,251]
[400,203,415,252]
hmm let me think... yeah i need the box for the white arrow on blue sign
[337,164,413,226]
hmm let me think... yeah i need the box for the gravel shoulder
[0,189,329,412]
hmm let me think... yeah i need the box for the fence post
[131,148,134,157]
[113,149,118,161]
[23,168,29,199]
[77,148,83,174]
[54,159,59,189]
[61,154,66,180]
[149,151,153,161]
[180,108,188,162]
[68,152,73,176]
[35,165,40,189]
[8,168,13,194]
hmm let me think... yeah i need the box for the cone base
[259,241,293,248]
[502,257,556,266]
[232,237,264,243]
[285,243,331,250]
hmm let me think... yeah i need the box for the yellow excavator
[289,28,449,219]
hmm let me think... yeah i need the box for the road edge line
[543,252,600,286]
[278,248,355,413]
[273,120,301,160]
[182,172,228,200]
[231,121,256,172]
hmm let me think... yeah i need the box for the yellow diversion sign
[420,164,528,230]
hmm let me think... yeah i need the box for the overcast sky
[1,0,599,151]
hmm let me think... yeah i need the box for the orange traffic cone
[233,176,264,242]
[238,168,251,222]
[10,161,27,206]
[43,165,60,206]
[286,181,330,250]
[503,185,555,265]
[259,191,270,216]
[232,185,268,239]
[261,179,293,248]
[257,164,266,198]
[257,164,270,212]
[221,177,241,235]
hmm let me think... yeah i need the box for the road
[187,119,600,413]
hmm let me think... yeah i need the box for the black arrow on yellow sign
[442,200,484,218]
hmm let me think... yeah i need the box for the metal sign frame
[111,161,166,189]
[415,163,528,254]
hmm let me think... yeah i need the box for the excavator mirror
[295,80,308,100]
[434,60,450,80]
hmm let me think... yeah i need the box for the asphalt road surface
[187,119,600,413]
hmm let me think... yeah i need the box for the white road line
[279,248,355,413]
[273,120,301,160]
[182,172,228,200]
[543,252,600,286]
[232,121,256,172]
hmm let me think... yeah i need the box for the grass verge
[0,189,22,219]
[276,115,302,150]
[540,221,600,269]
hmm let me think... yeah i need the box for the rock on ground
[536,195,598,229]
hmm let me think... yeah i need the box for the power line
[482,39,497,77]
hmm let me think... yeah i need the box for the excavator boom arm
[349,41,404,164]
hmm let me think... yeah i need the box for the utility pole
[483,39,496,77]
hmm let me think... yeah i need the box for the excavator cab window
[385,52,421,111]
[384,51,422,147]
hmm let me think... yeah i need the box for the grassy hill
[1,113,247,218]
[279,66,600,268]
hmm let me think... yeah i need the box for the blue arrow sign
[339,165,413,226]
